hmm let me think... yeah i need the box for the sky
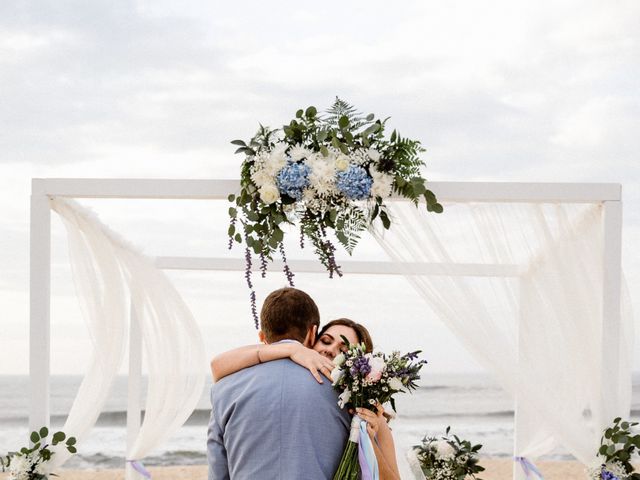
[1,0,639,376]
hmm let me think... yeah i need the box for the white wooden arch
[30,178,623,479]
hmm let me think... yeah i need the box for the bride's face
[313,325,359,360]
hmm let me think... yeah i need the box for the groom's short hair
[260,287,320,343]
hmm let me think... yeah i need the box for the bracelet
[257,346,263,364]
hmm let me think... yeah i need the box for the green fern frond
[335,206,368,254]
[325,97,374,131]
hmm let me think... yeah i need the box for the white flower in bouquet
[338,389,351,408]
[331,367,344,384]
[289,144,312,161]
[8,454,33,480]
[333,353,346,366]
[434,439,456,459]
[335,154,350,171]
[259,183,280,204]
[366,148,381,162]
[388,376,404,391]
[370,168,394,198]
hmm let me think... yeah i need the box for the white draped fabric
[49,199,206,474]
[374,202,633,466]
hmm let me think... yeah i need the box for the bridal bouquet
[587,418,640,480]
[410,426,485,480]
[330,340,427,479]
[228,98,442,327]
[1,427,77,480]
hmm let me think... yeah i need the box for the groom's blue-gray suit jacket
[207,353,350,480]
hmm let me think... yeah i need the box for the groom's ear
[303,324,318,348]
[258,330,267,344]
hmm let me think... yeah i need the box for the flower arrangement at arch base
[587,417,640,480]
[1,427,77,480]
[409,426,485,480]
[228,98,442,327]
[329,338,427,479]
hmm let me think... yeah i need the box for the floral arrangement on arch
[409,426,485,480]
[587,417,640,480]
[228,98,442,327]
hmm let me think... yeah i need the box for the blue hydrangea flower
[277,162,310,200]
[336,165,373,200]
[601,471,619,480]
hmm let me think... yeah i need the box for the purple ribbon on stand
[514,456,544,479]
[127,459,152,478]
[357,419,379,480]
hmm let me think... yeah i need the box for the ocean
[1,374,639,470]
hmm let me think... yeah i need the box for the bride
[211,317,402,479]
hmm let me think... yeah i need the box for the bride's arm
[357,406,401,480]
[210,343,335,383]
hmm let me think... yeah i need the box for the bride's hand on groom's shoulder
[288,345,335,384]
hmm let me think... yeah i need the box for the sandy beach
[0,459,602,479]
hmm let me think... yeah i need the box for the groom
[207,287,350,479]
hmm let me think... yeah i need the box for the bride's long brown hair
[316,318,374,353]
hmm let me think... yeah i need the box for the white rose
[333,353,346,366]
[259,183,280,204]
[331,367,344,384]
[388,376,404,391]
[335,154,350,171]
[366,148,381,162]
[435,440,456,459]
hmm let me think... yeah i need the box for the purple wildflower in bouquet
[330,338,427,480]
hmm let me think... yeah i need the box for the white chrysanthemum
[251,167,275,188]
[307,155,337,196]
[434,440,456,459]
[259,183,280,204]
[366,148,381,162]
[289,144,312,161]
[335,154,350,171]
[8,455,31,475]
[264,150,287,176]
[370,168,394,198]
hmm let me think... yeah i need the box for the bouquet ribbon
[127,459,151,478]
[355,416,379,480]
[514,456,544,479]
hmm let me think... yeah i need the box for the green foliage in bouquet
[1,427,77,479]
[228,98,442,327]
[589,417,640,480]
[412,426,485,480]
